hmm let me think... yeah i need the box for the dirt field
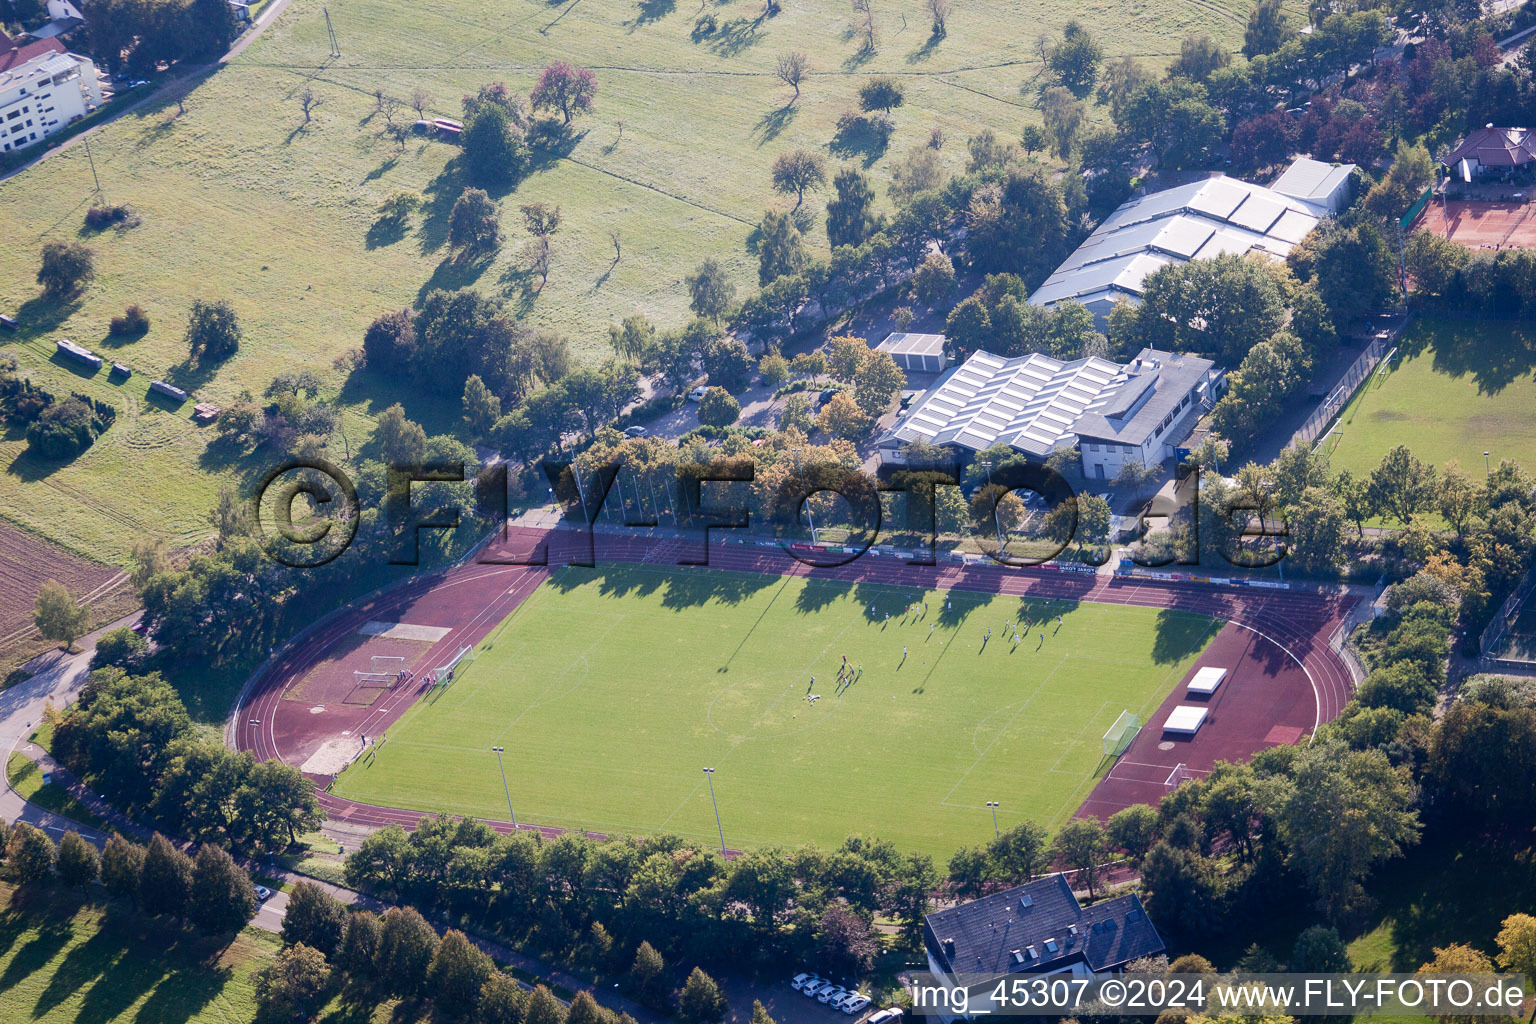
[0,519,129,669]
[1414,199,1536,248]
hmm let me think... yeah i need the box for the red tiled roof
[0,37,67,75]
[1443,126,1536,169]
[0,28,16,54]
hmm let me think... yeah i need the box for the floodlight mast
[492,746,517,827]
[703,767,725,855]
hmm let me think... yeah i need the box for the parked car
[688,385,710,401]
[802,980,832,998]
[791,972,819,992]
[841,994,873,1015]
[819,389,836,403]
[866,1008,903,1024]
[623,425,648,438]
[253,885,273,901]
[818,986,848,1004]
[829,991,861,1011]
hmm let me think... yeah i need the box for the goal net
[1102,711,1140,757]
[430,645,476,684]
[352,670,396,688]
[370,655,406,675]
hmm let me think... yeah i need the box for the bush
[108,304,150,336]
[25,395,114,458]
[84,204,139,231]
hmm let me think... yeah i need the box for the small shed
[110,362,131,378]
[0,314,18,330]
[876,332,948,374]
[192,403,222,424]
[432,118,463,142]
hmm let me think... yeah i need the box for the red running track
[233,525,1357,837]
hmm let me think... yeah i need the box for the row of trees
[341,814,937,978]
[276,881,747,1024]
[52,667,322,853]
[1,822,260,935]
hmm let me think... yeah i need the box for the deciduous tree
[56,831,99,888]
[185,298,242,363]
[189,843,257,934]
[531,61,598,126]
[770,149,827,209]
[33,580,89,651]
[37,241,96,298]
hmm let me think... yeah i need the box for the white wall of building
[0,50,100,153]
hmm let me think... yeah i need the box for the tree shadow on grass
[1420,319,1536,396]
[1150,606,1223,665]
[906,31,943,62]
[69,915,233,1024]
[366,215,410,250]
[751,103,797,146]
[364,155,399,183]
[495,261,541,316]
[828,117,889,168]
[11,293,83,340]
[0,898,76,996]
[1369,827,1536,971]
[704,16,764,56]
[415,252,496,306]
[415,166,466,258]
[547,560,778,609]
[625,0,675,30]
[160,356,221,395]
[526,128,586,176]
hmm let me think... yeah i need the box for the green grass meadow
[0,0,1296,563]
[1326,317,1536,480]
[333,566,1217,858]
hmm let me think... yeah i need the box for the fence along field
[331,565,1218,858]
[2,0,1274,565]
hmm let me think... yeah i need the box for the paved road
[0,614,136,839]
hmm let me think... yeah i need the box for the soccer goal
[430,645,476,684]
[352,670,396,688]
[1102,711,1141,758]
[370,655,406,676]
[1164,763,1198,790]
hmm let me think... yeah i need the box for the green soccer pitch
[1327,317,1536,479]
[332,566,1219,858]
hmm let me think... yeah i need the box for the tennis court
[1414,199,1536,248]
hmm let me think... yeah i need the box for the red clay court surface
[1413,199,1536,248]
[234,526,1357,840]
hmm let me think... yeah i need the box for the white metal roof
[1269,157,1356,208]
[1028,170,1323,313]
[877,332,946,356]
[884,350,1129,458]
